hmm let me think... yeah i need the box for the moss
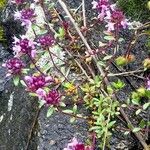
[0,0,6,9]
[117,0,150,21]
[0,25,6,42]
[0,0,6,44]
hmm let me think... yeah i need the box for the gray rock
[38,108,89,150]
[0,79,38,150]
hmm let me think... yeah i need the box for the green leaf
[76,114,83,118]
[63,82,73,89]
[118,38,124,42]
[103,55,112,61]
[56,27,65,39]
[63,109,73,114]
[29,93,38,97]
[124,131,130,135]
[131,92,140,105]
[98,61,106,67]
[131,98,140,105]
[143,102,150,110]
[139,120,146,128]
[104,35,115,41]
[135,109,142,115]
[115,112,120,115]
[121,104,127,108]
[132,127,141,133]
[47,106,54,117]
[13,76,20,86]
[145,90,150,98]
[90,126,101,131]
[59,102,66,107]
[73,104,77,113]
[127,123,132,129]
[20,80,26,86]
[127,98,131,105]
[70,117,76,123]
[99,41,107,47]
[39,100,45,109]
[89,78,95,84]
[22,68,29,74]
[108,121,116,128]
[107,86,113,94]
[60,67,66,74]
[112,79,125,89]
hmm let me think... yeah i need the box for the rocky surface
[0,42,39,150]
[0,3,38,149]
[38,108,89,150]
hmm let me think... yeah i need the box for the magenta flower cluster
[13,36,36,58]
[36,88,60,105]
[3,0,60,106]
[24,75,53,92]
[64,138,92,150]
[2,57,24,76]
[14,8,36,27]
[24,75,60,105]
[92,0,128,31]
[45,90,60,105]
[37,34,55,47]
[21,8,35,20]
[11,0,25,5]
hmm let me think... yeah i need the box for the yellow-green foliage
[0,0,6,9]
[117,0,149,21]
[0,0,6,42]
[0,26,5,41]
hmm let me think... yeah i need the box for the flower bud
[143,58,150,69]
[137,87,146,97]
[115,56,128,66]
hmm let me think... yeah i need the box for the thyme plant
[2,0,150,149]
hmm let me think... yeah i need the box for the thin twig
[82,0,86,27]
[39,2,90,80]
[49,50,69,65]
[108,70,144,77]
[47,48,70,83]
[74,3,82,14]
[75,59,90,79]
[56,43,91,80]
[28,54,45,75]
[112,62,136,90]
[57,0,107,83]
[25,106,42,150]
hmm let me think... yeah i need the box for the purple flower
[45,89,60,105]
[14,8,36,27]
[24,75,53,92]
[64,138,92,150]
[11,0,25,5]
[37,34,55,47]
[36,89,60,105]
[13,36,36,58]
[105,10,128,31]
[147,80,150,90]
[2,57,24,76]
[92,0,128,31]
[92,0,109,21]
[92,0,109,10]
